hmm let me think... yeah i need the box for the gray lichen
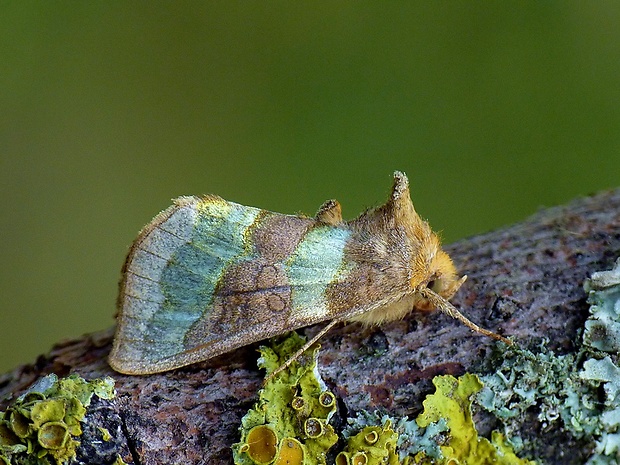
[478,258,620,463]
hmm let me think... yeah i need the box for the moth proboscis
[109,171,511,380]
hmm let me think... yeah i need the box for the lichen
[235,333,533,464]
[410,374,534,464]
[97,427,112,442]
[341,375,532,464]
[0,374,115,465]
[336,421,399,465]
[477,344,594,440]
[342,411,447,462]
[232,332,338,465]
[112,455,129,465]
[479,258,620,463]
[580,258,620,462]
[584,257,620,353]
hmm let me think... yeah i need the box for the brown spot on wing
[184,258,292,348]
[251,214,314,261]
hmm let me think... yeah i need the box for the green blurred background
[1,3,619,373]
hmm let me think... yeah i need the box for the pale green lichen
[476,345,595,441]
[479,258,620,463]
[583,264,620,353]
[0,374,115,465]
[232,332,338,465]
[580,258,620,462]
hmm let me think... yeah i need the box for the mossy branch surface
[0,189,619,464]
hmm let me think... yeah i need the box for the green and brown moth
[109,171,510,376]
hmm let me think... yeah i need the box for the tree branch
[1,189,619,464]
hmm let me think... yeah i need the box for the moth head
[377,171,511,344]
[384,172,465,309]
[411,248,512,345]
[412,249,467,311]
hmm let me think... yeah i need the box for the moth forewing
[109,171,510,376]
[110,196,352,374]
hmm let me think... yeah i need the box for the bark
[1,188,620,465]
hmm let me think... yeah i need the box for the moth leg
[263,319,341,385]
[315,199,343,225]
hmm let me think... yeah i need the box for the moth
[109,171,510,376]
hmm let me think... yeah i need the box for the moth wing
[110,195,261,374]
[109,197,351,374]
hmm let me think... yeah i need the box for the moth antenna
[263,319,341,386]
[418,287,513,345]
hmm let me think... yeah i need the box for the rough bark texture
[1,189,620,464]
